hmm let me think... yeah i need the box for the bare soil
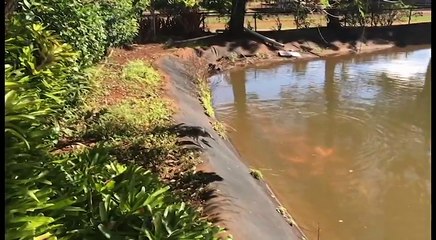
[113,23,430,77]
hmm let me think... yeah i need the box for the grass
[250,168,264,180]
[57,59,225,211]
[198,79,216,118]
[197,78,229,139]
[83,98,172,140]
[211,120,227,139]
[122,60,161,88]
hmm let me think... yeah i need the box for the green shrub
[250,169,264,180]
[6,146,225,239]
[16,0,108,66]
[5,17,87,149]
[98,0,140,47]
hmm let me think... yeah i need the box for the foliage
[6,3,229,239]
[290,2,312,29]
[322,0,408,27]
[154,0,201,12]
[5,17,87,150]
[16,0,108,66]
[198,78,216,118]
[211,120,227,139]
[98,0,140,47]
[200,0,232,14]
[84,98,172,140]
[6,147,225,239]
[141,0,233,37]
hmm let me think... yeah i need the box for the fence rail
[138,6,430,39]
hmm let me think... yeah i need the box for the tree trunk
[326,9,341,29]
[326,0,341,29]
[229,0,247,35]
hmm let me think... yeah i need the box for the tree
[228,0,248,34]
[325,1,342,29]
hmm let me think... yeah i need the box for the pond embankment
[114,22,431,239]
[158,56,307,240]
[175,22,431,72]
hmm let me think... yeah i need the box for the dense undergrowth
[5,0,229,239]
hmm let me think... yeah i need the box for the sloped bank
[159,56,307,240]
[174,22,431,72]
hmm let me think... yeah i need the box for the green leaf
[319,0,330,7]
[10,215,55,230]
[27,190,40,202]
[45,198,76,210]
[99,202,108,222]
[5,126,30,149]
[22,0,31,9]
[98,223,111,239]
[144,187,169,206]
[64,206,87,212]
[153,212,164,238]
[34,231,54,240]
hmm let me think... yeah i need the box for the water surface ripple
[211,46,431,240]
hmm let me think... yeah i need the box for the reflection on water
[211,46,431,240]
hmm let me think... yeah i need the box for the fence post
[202,13,205,31]
[151,11,156,41]
[254,13,257,31]
[408,8,412,24]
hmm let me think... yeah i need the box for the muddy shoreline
[113,22,431,239]
[171,22,431,74]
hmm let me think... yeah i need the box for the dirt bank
[171,22,431,71]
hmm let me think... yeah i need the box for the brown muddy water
[211,46,431,240]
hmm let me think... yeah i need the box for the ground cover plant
[5,1,230,239]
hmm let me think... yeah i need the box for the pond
[211,46,431,240]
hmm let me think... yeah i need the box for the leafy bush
[5,17,87,149]
[98,0,140,47]
[6,147,225,239]
[16,0,108,66]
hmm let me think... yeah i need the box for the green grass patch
[250,168,264,180]
[84,98,172,140]
[211,120,227,139]
[122,60,161,88]
[197,79,216,119]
